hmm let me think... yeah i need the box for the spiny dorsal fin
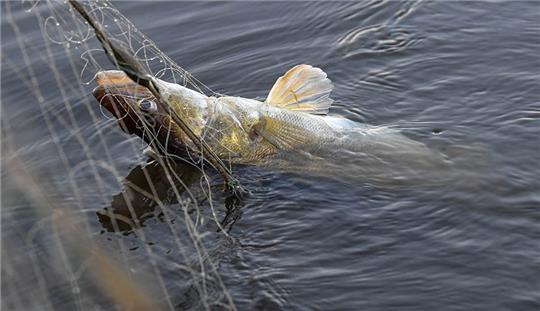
[266,64,334,115]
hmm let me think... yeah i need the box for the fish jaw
[92,70,155,135]
[92,70,188,154]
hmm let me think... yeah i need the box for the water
[2,1,540,310]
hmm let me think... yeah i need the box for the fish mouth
[92,70,188,155]
[92,70,155,134]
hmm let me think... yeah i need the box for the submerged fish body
[94,65,451,183]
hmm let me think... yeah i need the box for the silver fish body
[94,67,456,184]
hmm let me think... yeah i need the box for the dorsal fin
[266,64,334,115]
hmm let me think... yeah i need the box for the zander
[93,65,450,183]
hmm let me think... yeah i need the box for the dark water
[2,1,540,310]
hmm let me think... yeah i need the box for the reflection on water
[97,160,200,233]
[97,159,245,234]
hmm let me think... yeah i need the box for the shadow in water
[96,160,201,233]
[97,159,247,234]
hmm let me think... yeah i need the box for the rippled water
[2,1,540,310]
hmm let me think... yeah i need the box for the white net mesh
[2,1,238,310]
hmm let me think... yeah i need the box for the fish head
[93,70,156,134]
[92,70,187,153]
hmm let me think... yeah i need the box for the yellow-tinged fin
[266,64,334,115]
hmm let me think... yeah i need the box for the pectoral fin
[249,116,308,150]
[266,64,334,115]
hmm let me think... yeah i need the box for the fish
[93,64,454,184]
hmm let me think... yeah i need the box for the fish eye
[139,99,157,112]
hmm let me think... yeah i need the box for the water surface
[2,1,540,310]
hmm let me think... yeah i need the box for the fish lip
[95,70,134,86]
[92,84,131,120]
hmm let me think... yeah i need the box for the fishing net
[2,1,239,309]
